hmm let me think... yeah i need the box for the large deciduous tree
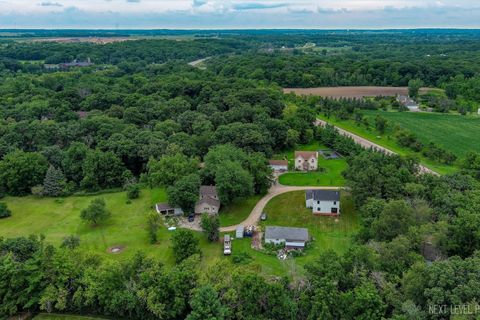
[0,150,48,195]
[167,173,201,214]
[171,229,201,264]
[215,161,253,205]
[80,198,111,226]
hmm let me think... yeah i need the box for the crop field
[362,110,480,157]
[283,86,432,99]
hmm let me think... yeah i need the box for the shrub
[0,203,11,219]
[126,183,140,200]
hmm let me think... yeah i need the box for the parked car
[261,212,267,221]
[188,214,195,222]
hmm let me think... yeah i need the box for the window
[317,201,320,204]
[333,201,336,205]
[311,159,314,163]
[204,207,209,211]
[331,208,338,214]
[317,208,321,211]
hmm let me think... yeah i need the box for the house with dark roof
[295,151,318,171]
[268,160,288,172]
[264,226,309,248]
[194,185,221,215]
[306,189,340,215]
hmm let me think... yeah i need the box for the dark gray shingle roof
[265,226,309,242]
[306,189,340,201]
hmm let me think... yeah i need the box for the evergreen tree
[43,166,66,197]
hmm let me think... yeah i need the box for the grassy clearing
[218,194,264,227]
[317,114,458,175]
[0,188,221,266]
[273,141,347,186]
[260,191,359,267]
[279,159,346,186]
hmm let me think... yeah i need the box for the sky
[0,0,480,29]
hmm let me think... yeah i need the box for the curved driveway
[219,185,341,232]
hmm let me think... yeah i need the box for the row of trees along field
[2,127,480,319]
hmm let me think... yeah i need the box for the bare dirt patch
[107,245,125,254]
[283,86,431,99]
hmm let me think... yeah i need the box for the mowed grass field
[1,189,329,276]
[362,110,480,157]
[260,191,359,263]
[273,141,348,186]
[0,188,221,266]
[219,194,264,227]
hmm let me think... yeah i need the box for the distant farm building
[306,189,340,215]
[397,95,420,112]
[294,151,318,171]
[264,226,309,248]
[268,160,288,172]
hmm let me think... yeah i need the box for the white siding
[265,238,285,245]
[285,241,305,248]
[311,199,340,214]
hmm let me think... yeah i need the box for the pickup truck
[223,234,231,255]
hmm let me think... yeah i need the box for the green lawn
[273,141,347,186]
[218,194,264,227]
[260,190,359,268]
[279,159,347,186]
[0,188,220,267]
[318,113,461,175]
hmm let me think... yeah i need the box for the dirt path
[315,119,439,176]
[219,185,341,232]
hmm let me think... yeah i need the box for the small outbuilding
[268,160,288,172]
[155,203,184,216]
[264,226,309,249]
[236,225,244,239]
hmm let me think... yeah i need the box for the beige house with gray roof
[195,185,221,215]
[295,151,318,171]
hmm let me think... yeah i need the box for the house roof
[200,185,217,198]
[306,189,340,201]
[156,203,174,212]
[197,196,220,208]
[269,160,288,166]
[295,151,318,160]
[265,226,309,242]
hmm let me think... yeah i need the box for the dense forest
[1,30,480,319]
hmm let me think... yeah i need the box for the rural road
[315,119,439,176]
[219,184,342,232]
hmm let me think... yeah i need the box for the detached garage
[264,226,309,249]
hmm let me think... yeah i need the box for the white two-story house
[306,189,340,216]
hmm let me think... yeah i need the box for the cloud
[232,2,288,10]
[1,1,480,28]
[38,1,62,7]
[126,0,141,2]
[193,0,207,7]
